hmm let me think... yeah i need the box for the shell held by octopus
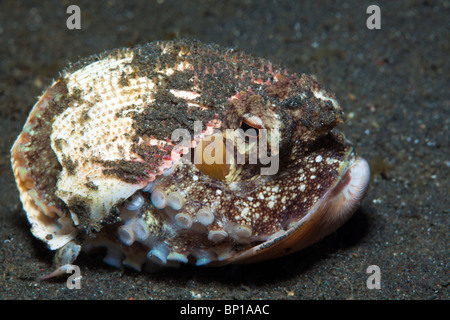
[10,39,370,273]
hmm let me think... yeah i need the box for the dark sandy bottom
[0,0,448,301]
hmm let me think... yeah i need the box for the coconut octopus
[10,39,370,277]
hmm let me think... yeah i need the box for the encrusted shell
[11,40,370,273]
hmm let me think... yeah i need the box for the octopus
[10,39,370,277]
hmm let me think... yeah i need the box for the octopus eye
[238,114,264,140]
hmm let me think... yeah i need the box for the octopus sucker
[10,39,370,276]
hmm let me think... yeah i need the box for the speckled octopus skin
[11,40,370,272]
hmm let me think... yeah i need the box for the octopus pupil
[239,120,260,138]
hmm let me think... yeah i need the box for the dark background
[0,0,448,299]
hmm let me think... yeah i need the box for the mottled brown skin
[11,40,357,269]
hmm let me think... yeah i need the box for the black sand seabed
[0,1,448,300]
